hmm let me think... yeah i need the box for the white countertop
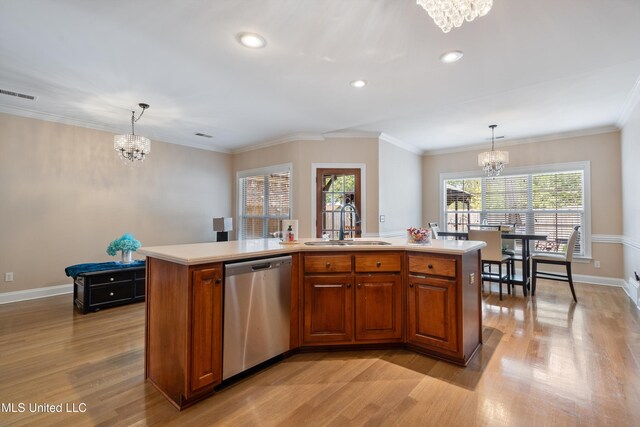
[138,237,485,266]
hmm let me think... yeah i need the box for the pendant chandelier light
[114,103,150,163]
[478,124,508,177]
[416,0,493,33]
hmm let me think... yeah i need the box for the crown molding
[422,125,620,156]
[231,133,325,154]
[0,105,230,153]
[617,74,640,128]
[0,103,115,133]
[322,130,381,139]
[379,132,423,155]
[232,130,422,155]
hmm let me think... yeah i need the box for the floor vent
[0,89,37,100]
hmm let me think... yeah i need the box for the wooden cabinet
[406,252,481,365]
[190,267,223,393]
[146,258,223,409]
[355,274,402,341]
[302,253,403,345]
[303,275,354,343]
[407,275,457,352]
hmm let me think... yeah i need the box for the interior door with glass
[316,168,361,239]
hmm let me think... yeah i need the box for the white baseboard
[571,274,626,288]
[0,283,73,304]
[623,276,640,310]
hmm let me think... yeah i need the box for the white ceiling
[1,0,639,153]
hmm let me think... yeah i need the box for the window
[238,164,291,240]
[441,162,590,257]
[315,168,361,239]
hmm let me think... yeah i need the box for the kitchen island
[139,237,485,410]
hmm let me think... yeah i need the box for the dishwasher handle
[225,255,292,277]
[250,262,272,271]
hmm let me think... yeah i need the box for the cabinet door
[355,274,402,341]
[190,267,223,393]
[407,275,458,353]
[303,275,354,344]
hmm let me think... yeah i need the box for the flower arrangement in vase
[107,233,141,263]
[407,227,432,244]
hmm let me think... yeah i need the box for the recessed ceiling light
[350,80,367,88]
[237,32,266,49]
[439,50,464,64]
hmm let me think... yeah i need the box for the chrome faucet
[339,202,361,240]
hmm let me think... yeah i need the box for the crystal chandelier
[417,0,493,33]
[478,124,508,177]
[114,103,150,163]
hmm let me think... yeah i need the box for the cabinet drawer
[90,282,134,306]
[304,255,352,273]
[408,255,456,278]
[355,254,401,273]
[88,270,135,286]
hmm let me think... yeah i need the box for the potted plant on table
[107,233,141,264]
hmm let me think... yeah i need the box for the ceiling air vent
[0,89,37,101]
[195,132,213,138]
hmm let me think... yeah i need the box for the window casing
[237,164,292,240]
[440,162,591,258]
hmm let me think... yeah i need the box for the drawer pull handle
[110,277,114,281]
[215,278,222,285]
[109,292,114,296]
[376,261,382,267]
[409,283,414,288]
[326,262,331,268]
[428,264,433,269]
[357,283,362,288]
[346,283,351,288]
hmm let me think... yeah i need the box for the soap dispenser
[287,225,294,242]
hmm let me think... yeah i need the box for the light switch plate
[379,215,385,223]
[469,273,475,285]
[5,272,13,282]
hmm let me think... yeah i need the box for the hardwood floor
[1,280,639,426]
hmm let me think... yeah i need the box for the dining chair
[500,224,522,295]
[468,229,512,300]
[428,222,440,239]
[531,225,580,302]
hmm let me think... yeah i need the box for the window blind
[239,169,291,240]
[444,169,585,256]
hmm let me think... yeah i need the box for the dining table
[437,230,547,295]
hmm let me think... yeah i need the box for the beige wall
[232,137,380,238]
[422,131,624,279]
[378,140,422,235]
[621,102,640,290]
[0,114,232,293]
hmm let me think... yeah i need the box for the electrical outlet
[379,215,385,223]
[469,273,475,285]
[594,260,601,268]
[5,272,13,282]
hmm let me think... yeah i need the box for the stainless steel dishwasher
[223,255,291,380]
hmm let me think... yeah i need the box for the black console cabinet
[74,266,145,313]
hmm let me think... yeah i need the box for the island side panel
[460,250,482,362]
[146,257,189,408]
[290,253,301,350]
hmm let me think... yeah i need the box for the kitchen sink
[304,240,391,246]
